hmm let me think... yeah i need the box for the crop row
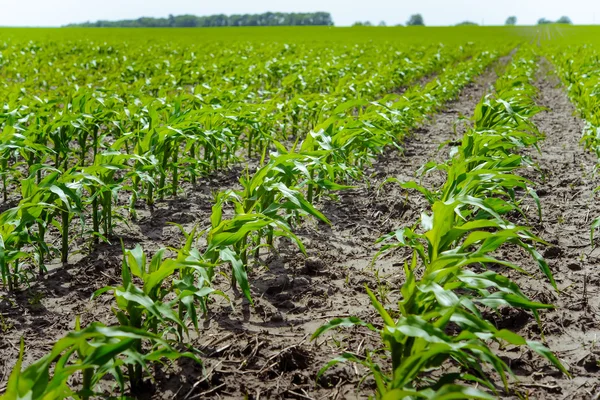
[313,46,568,398]
[0,41,506,290]
[1,45,509,398]
[0,39,475,176]
[548,46,600,237]
[549,46,600,155]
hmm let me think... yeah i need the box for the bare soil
[2,56,598,400]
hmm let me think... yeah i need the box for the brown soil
[2,55,598,400]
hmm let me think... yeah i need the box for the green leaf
[220,248,252,304]
[591,216,600,244]
[311,316,377,340]
[527,341,570,377]
[274,182,330,224]
[126,244,145,278]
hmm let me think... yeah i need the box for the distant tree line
[65,12,334,27]
[352,14,423,27]
[352,21,373,27]
[348,12,574,28]
[538,16,572,25]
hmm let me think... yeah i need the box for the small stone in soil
[264,275,290,294]
[304,257,325,273]
[543,246,563,259]
[567,262,583,271]
[280,300,295,309]
[293,277,310,287]
[271,312,285,323]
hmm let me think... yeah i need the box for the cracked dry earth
[1,55,599,400]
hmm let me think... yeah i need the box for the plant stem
[61,209,69,264]
[247,129,253,158]
[81,368,93,400]
[92,189,99,244]
[37,220,46,274]
[103,190,112,237]
[159,140,171,200]
[147,181,154,207]
[172,144,179,197]
[190,143,197,185]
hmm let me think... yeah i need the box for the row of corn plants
[547,46,600,238]
[0,40,474,198]
[3,229,224,398]
[207,49,505,300]
[0,41,496,290]
[1,47,509,398]
[313,46,569,399]
[548,45,600,156]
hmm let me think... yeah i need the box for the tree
[537,18,552,25]
[456,21,478,26]
[65,12,335,28]
[174,14,199,27]
[378,21,387,26]
[556,16,572,24]
[505,16,517,25]
[406,14,425,26]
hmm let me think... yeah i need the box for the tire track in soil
[498,59,600,400]
[190,62,509,399]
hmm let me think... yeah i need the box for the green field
[1,24,598,43]
[0,25,551,44]
[1,25,599,399]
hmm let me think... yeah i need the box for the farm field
[1,25,600,399]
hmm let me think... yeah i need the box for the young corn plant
[92,240,217,391]
[0,167,84,284]
[205,152,339,300]
[2,322,200,400]
[314,201,565,398]
[0,223,31,291]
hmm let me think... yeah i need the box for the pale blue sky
[0,0,598,27]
